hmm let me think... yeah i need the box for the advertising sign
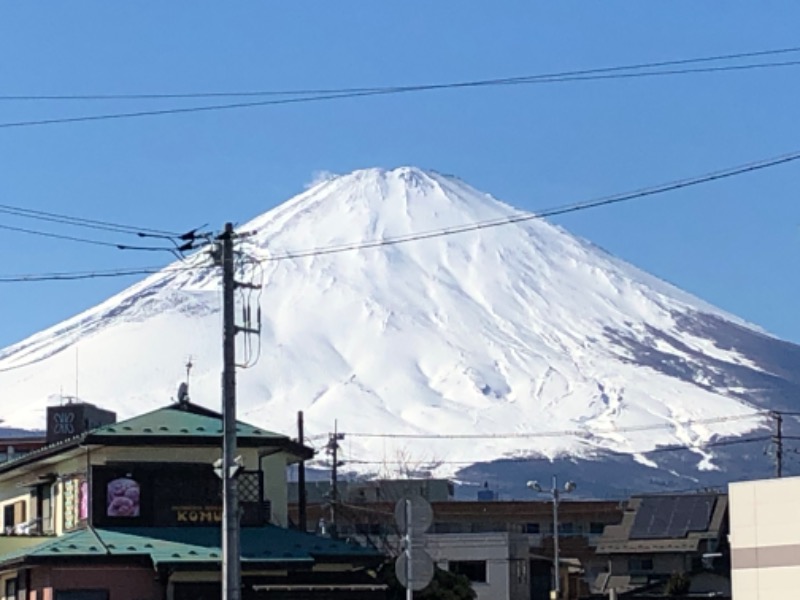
[91,463,263,527]
[63,477,88,531]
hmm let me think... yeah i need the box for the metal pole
[405,498,413,600]
[552,475,560,600]
[774,411,783,478]
[221,222,241,600]
[298,411,307,532]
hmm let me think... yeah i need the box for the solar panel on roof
[630,495,717,540]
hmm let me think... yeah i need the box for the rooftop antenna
[176,356,193,407]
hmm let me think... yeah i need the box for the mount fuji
[2,167,799,496]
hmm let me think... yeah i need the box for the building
[290,482,622,598]
[288,478,455,505]
[0,437,46,465]
[0,400,386,600]
[729,476,800,599]
[426,532,530,600]
[594,492,730,598]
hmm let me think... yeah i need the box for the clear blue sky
[0,2,799,347]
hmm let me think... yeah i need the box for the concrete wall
[425,532,529,600]
[730,476,800,599]
[29,564,163,600]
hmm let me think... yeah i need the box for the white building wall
[425,532,529,600]
[730,476,800,600]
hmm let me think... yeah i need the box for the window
[559,522,574,535]
[589,522,605,535]
[525,522,541,534]
[2,501,26,532]
[628,558,654,573]
[5,578,17,600]
[449,560,487,583]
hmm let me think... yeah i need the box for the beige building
[0,400,386,600]
[730,476,800,599]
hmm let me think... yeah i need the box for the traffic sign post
[394,495,434,598]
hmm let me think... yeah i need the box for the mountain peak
[1,168,797,493]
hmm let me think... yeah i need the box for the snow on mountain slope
[0,167,790,479]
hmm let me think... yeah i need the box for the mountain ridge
[1,167,797,493]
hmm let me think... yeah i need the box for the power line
[0,46,800,101]
[2,45,799,101]
[2,56,800,130]
[0,222,181,252]
[340,412,767,440]
[3,144,800,282]
[255,148,800,263]
[0,202,180,237]
[342,436,774,467]
[0,263,207,283]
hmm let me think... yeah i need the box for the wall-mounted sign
[173,505,223,523]
[92,463,263,527]
[63,476,87,531]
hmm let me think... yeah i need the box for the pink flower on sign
[107,477,140,517]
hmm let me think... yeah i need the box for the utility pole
[220,222,241,600]
[327,423,344,538]
[405,498,413,600]
[773,411,783,478]
[551,476,561,600]
[297,411,307,533]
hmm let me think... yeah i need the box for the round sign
[394,495,434,534]
[395,549,435,591]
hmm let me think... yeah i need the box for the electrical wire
[2,56,800,130]
[0,202,181,238]
[2,45,799,101]
[0,222,187,253]
[255,147,800,263]
[3,143,800,283]
[340,412,767,440]
[0,263,209,283]
[342,437,774,467]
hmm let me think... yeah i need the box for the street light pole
[527,476,576,600]
[551,475,561,599]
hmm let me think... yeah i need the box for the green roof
[0,402,312,476]
[0,526,380,568]
[90,404,284,441]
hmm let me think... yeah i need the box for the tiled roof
[88,405,284,441]
[0,526,381,567]
[0,402,312,475]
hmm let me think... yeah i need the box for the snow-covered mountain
[2,167,798,495]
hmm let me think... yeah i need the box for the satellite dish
[394,495,433,535]
[177,382,189,404]
[396,549,435,591]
